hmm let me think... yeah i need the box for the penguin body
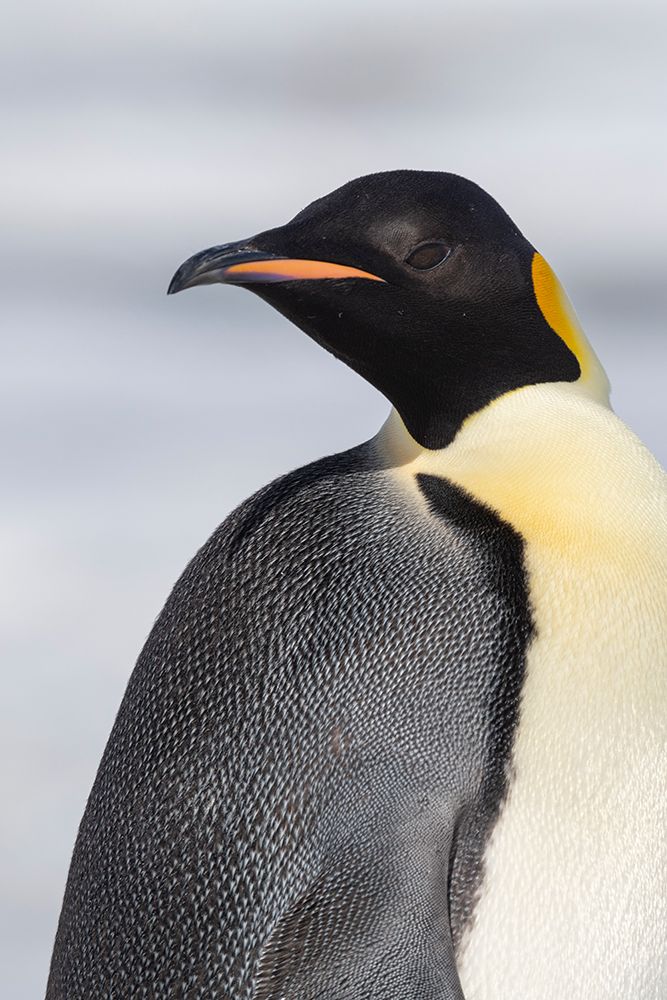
[47,171,667,999]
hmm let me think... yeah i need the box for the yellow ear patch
[531,253,590,379]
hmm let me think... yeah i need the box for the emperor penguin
[47,171,667,1000]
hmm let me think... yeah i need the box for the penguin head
[169,170,609,449]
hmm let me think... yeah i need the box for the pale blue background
[2,1,665,995]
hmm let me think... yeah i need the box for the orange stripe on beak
[223,259,385,282]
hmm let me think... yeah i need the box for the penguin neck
[378,380,665,559]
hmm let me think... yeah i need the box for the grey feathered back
[47,442,531,999]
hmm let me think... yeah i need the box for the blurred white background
[2,0,665,995]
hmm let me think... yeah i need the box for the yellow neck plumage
[530,253,610,407]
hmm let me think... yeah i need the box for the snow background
[2,1,665,995]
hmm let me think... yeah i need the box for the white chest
[380,385,667,998]
[456,541,667,999]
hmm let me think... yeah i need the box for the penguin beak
[167,241,384,294]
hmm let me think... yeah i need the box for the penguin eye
[405,241,451,270]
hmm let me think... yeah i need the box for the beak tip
[167,268,188,296]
